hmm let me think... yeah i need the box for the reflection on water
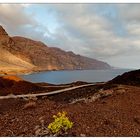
[20,69,132,84]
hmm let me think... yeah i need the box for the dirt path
[42,85,71,88]
[0,83,95,99]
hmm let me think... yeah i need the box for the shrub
[48,111,73,135]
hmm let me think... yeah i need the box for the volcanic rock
[108,69,140,86]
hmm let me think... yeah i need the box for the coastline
[0,67,116,76]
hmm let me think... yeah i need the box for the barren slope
[0,25,111,74]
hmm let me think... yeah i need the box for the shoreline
[0,68,133,86]
[0,67,126,76]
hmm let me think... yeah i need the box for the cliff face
[0,25,111,74]
[0,26,36,74]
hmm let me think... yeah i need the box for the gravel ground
[0,84,140,137]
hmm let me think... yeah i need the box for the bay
[20,69,132,84]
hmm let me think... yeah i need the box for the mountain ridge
[0,25,111,74]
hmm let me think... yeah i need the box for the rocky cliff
[0,25,111,74]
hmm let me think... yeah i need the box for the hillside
[108,69,140,86]
[0,25,111,74]
[0,70,140,136]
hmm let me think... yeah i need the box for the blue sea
[19,69,132,84]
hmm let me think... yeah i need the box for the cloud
[44,4,124,57]
[118,4,140,22]
[0,4,51,42]
[44,4,140,69]
[0,4,36,32]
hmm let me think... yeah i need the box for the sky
[0,4,140,69]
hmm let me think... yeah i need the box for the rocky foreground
[0,70,140,136]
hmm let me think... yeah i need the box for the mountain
[0,25,111,74]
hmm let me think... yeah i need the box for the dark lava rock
[108,69,140,86]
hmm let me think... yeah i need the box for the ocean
[19,69,132,84]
